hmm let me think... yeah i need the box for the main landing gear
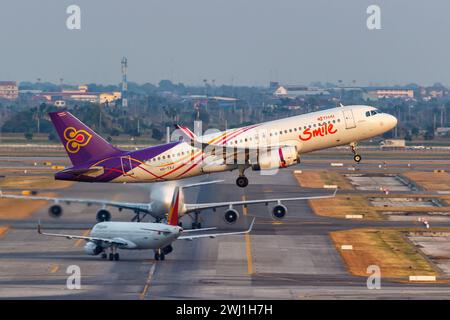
[236,166,249,188]
[131,211,149,222]
[350,142,362,163]
[154,249,165,261]
[102,247,120,261]
[154,245,173,261]
[191,212,202,229]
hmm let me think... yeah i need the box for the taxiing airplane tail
[48,111,123,166]
[167,186,183,226]
[166,180,222,226]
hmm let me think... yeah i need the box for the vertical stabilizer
[48,111,122,166]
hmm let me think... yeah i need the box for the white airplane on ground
[48,105,397,188]
[1,181,337,228]
[37,188,255,261]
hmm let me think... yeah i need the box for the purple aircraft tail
[48,111,122,166]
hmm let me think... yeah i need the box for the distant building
[367,88,414,100]
[273,85,329,98]
[435,127,450,137]
[0,81,19,100]
[54,100,66,108]
[420,86,448,100]
[380,139,406,150]
[269,81,280,90]
[36,85,121,104]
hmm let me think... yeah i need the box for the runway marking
[140,263,156,300]
[0,225,10,238]
[74,229,91,247]
[242,195,254,275]
[50,264,60,273]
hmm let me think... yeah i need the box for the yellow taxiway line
[74,229,91,247]
[50,264,60,273]
[140,263,156,300]
[0,226,10,238]
[242,195,254,275]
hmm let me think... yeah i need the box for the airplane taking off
[0,182,337,227]
[47,105,397,187]
[37,188,255,261]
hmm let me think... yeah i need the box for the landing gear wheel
[353,154,362,163]
[160,253,165,261]
[236,176,249,188]
[114,253,120,261]
[154,253,160,261]
[191,222,202,229]
[101,253,107,259]
[109,253,114,261]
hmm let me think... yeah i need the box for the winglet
[37,220,42,234]
[246,218,256,233]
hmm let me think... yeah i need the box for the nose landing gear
[236,176,249,188]
[236,165,249,188]
[350,142,362,163]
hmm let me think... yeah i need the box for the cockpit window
[371,110,378,116]
[365,111,371,117]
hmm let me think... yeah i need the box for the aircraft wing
[37,223,127,246]
[178,218,255,240]
[184,189,337,212]
[0,191,152,213]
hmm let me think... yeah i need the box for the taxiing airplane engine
[252,146,299,171]
[84,242,103,255]
[48,205,63,218]
[272,204,287,220]
[224,209,240,224]
[96,209,111,222]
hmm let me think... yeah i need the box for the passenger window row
[228,119,341,144]
[152,117,344,162]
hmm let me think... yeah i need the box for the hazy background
[1,0,449,86]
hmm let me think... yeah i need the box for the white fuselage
[90,222,181,250]
[115,105,397,182]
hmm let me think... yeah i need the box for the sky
[1,0,450,86]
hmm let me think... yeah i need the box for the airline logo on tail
[167,187,180,226]
[63,127,93,154]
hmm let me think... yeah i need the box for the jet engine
[272,204,287,220]
[224,208,240,224]
[96,209,111,222]
[48,205,63,218]
[84,241,103,255]
[252,146,299,171]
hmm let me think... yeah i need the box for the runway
[1,160,450,299]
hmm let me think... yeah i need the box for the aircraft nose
[388,114,398,129]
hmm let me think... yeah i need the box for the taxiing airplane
[1,182,337,227]
[37,187,255,261]
[47,105,397,188]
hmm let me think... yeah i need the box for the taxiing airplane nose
[387,114,398,130]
